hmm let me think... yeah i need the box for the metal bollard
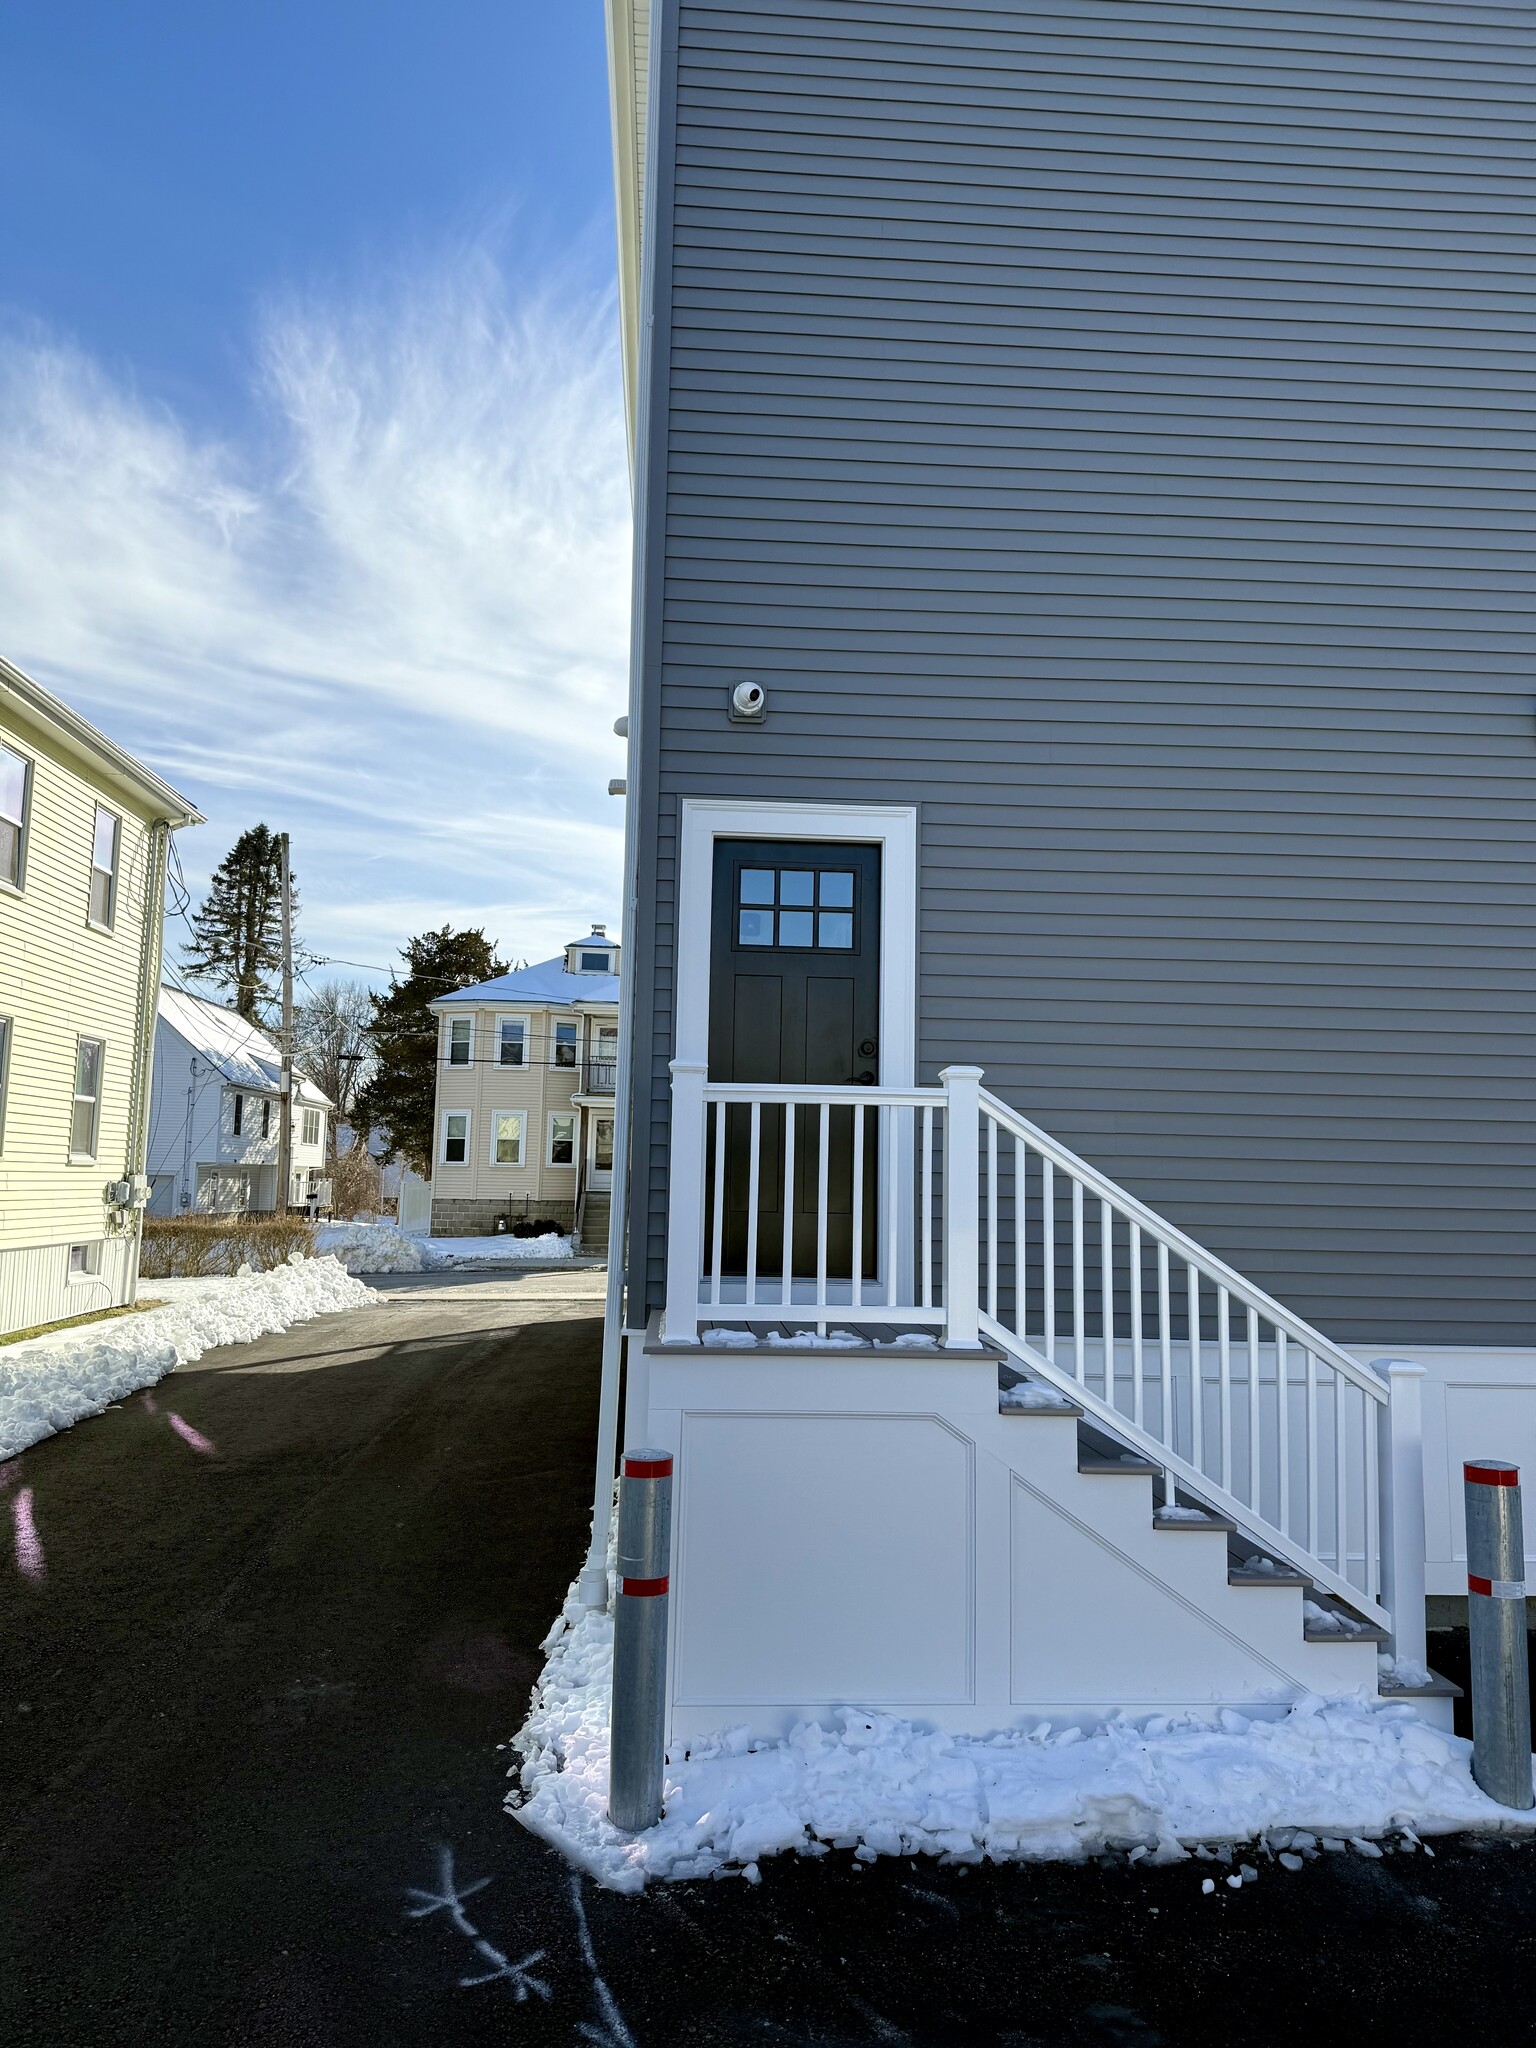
[608,1449,672,1833]
[1464,1460,1534,1810]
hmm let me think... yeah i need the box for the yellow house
[427,928,619,1252]
[0,656,203,1337]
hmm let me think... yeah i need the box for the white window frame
[0,1014,10,1153]
[445,1014,474,1067]
[87,804,121,931]
[552,1019,579,1071]
[489,1108,527,1167]
[441,1108,471,1165]
[70,1035,105,1161]
[0,740,30,893]
[301,1107,322,1148]
[546,1111,577,1168]
[494,1013,530,1068]
[68,1241,103,1280]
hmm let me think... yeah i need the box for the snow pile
[0,1255,373,1458]
[316,1221,456,1273]
[431,1233,574,1265]
[1000,1379,1077,1412]
[512,1582,1535,1894]
[313,1223,575,1272]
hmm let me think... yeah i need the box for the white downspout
[579,0,665,1611]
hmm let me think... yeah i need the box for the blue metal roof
[434,948,619,1010]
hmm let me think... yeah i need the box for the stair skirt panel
[646,1344,1380,1746]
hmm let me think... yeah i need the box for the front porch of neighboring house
[615,800,1468,1745]
[573,1023,618,1257]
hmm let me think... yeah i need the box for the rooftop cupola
[565,925,620,975]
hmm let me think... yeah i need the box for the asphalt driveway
[4,1269,1536,2047]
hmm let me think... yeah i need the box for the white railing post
[940,1065,984,1350]
[663,1060,708,1344]
[1377,1360,1428,1671]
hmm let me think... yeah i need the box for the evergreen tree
[182,825,299,1022]
[352,926,507,1176]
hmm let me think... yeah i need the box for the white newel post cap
[937,1064,985,1082]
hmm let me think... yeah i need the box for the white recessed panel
[1443,1383,1536,1563]
[675,1411,973,1705]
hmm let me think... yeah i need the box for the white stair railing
[662,1059,1392,1622]
[977,1088,1388,1621]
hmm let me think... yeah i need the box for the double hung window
[88,807,120,928]
[496,1016,527,1067]
[447,1017,472,1066]
[232,1093,244,1136]
[0,742,28,888]
[553,1021,578,1069]
[302,1108,322,1147]
[71,1037,104,1158]
[547,1112,575,1166]
[442,1110,469,1164]
[491,1110,525,1166]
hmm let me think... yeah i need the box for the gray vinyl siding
[626,0,1536,1346]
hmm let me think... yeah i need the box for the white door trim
[674,799,917,1088]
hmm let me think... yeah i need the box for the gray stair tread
[1153,1510,1238,1533]
[1378,1669,1463,1699]
[1228,1566,1312,1589]
[1078,1455,1161,1477]
[1304,1619,1390,1644]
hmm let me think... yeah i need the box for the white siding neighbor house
[427,927,619,1250]
[0,656,203,1338]
[147,987,333,1215]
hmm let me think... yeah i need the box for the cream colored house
[0,656,202,1337]
[427,928,619,1250]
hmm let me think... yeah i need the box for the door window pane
[778,910,814,947]
[818,912,853,949]
[778,869,815,906]
[739,868,775,904]
[594,1116,614,1170]
[818,870,854,907]
[739,908,773,946]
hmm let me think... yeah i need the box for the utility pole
[277,831,294,1215]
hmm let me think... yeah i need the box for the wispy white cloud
[0,238,631,979]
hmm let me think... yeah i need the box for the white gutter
[0,654,203,828]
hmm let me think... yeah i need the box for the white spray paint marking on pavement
[405,1844,551,2004]
[12,1485,45,1580]
[569,1874,636,2048]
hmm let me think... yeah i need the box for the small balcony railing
[584,1058,617,1095]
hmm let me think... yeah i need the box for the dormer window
[565,926,618,975]
[580,950,611,972]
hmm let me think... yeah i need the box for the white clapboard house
[575,1,1536,1741]
[148,988,332,1215]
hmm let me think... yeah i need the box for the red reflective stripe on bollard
[620,1575,669,1598]
[1469,1573,1493,1596]
[1465,1464,1518,1487]
[624,1456,673,1479]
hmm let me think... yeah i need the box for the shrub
[330,1143,382,1220]
[510,1217,564,1239]
[139,1214,318,1279]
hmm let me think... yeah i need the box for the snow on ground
[315,1221,574,1273]
[512,1576,1536,1894]
[0,1255,373,1459]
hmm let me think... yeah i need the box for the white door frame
[674,798,919,1305]
[588,1105,616,1188]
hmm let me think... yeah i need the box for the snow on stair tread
[1077,1453,1162,1477]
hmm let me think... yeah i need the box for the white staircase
[651,1061,1445,1735]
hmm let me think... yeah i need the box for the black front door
[708,840,881,1282]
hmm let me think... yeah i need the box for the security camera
[729,680,767,724]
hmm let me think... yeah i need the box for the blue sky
[0,2,629,985]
